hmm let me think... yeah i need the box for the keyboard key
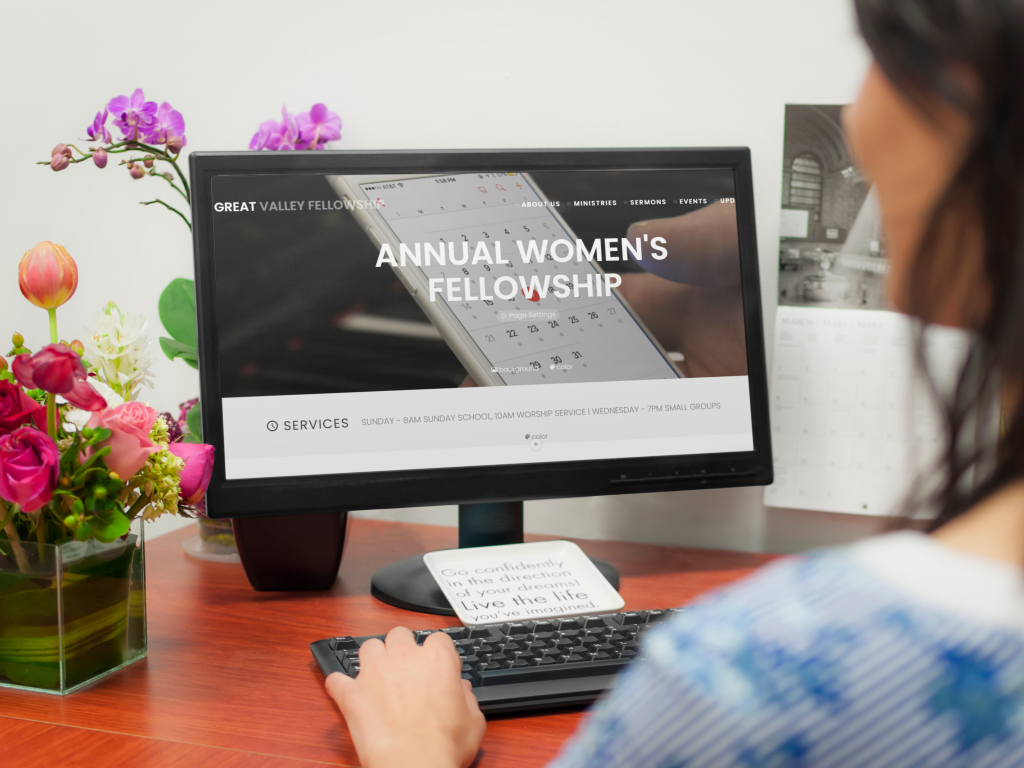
[583,616,607,628]
[555,618,582,630]
[501,623,529,636]
[414,630,435,644]
[442,627,467,638]
[502,659,529,669]
[589,643,615,654]
[461,663,474,673]
[614,612,642,625]
[641,610,666,623]
[568,645,588,655]
[528,620,555,633]
[475,657,630,686]
[531,656,557,666]
[467,628,492,639]
[329,637,359,651]
[561,653,585,663]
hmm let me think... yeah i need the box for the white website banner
[222,376,753,479]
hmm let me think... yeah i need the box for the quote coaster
[423,540,624,627]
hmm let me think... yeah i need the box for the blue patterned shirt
[549,532,1024,767]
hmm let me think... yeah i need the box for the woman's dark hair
[854,0,1024,527]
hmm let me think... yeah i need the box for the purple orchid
[296,103,341,149]
[82,109,112,144]
[144,102,187,149]
[249,106,303,151]
[107,88,158,140]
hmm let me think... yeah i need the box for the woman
[326,0,1024,764]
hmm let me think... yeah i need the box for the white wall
[0,0,881,551]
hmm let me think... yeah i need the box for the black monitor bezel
[190,148,772,519]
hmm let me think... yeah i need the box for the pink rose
[0,380,45,434]
[84,402,161,478]
[0,426,60,512]
[167,442,214,504]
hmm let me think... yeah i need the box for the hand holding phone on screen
[621,202,748,378]
[329,172,681,387]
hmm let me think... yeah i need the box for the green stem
[3,505,30,573]
[72,446,111,482]
[143,169,189,202]
[141,199,192,230]
[39,139,191,229]
[47,307,57,343]
[0,499,12,533]
[46,393,56,440]
[34,510,47,549]
[126,492,149,521]
[131,141,190,199]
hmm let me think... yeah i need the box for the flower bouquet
[35,87,343,580]
[0,241,214,694]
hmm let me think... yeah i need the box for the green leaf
[89,506,131,543]
[181,433,202,444]
[158,278,197,347]
[186,401,202,441]
[159,337,199,369]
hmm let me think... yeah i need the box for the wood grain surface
[0,518,776,767]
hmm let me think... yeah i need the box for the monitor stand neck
[458,501,523,548]
[370,501,619,616]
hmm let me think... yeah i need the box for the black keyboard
[310,609,680,714]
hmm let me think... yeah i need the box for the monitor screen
[192,150,770,515]
[208,166,753,481]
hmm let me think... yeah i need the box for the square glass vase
[0,520,146,694]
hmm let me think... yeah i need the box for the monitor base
[370,500,619,616]
[371,553,620,616]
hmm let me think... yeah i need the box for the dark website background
[211,169,737,399]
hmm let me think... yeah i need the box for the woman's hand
[622,202,748,377]
[326,627,486,768]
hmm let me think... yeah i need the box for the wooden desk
[0,519,775,767]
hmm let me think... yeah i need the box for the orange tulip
[18,241,78,309]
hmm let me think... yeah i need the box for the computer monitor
[190,149,772,612]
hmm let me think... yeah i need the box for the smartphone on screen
[328,172,681,387]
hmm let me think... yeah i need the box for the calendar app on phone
[353,172,679,386]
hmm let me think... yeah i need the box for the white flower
[82,301,155,401]
[63,379,125,431]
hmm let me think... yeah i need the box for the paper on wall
[764,306,967,515]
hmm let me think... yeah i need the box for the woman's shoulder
[550,533,1024,767]
[644,531,1024,713]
